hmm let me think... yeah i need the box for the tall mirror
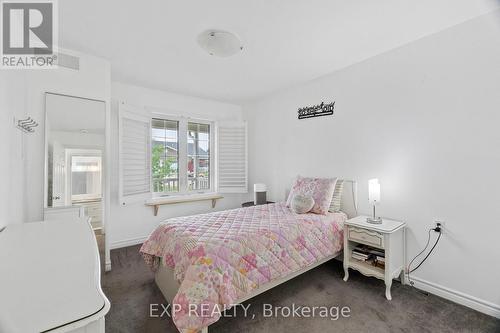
[44,93,106,234]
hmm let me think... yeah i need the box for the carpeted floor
[100,242,500,333]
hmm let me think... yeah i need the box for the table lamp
[367,178,382,224]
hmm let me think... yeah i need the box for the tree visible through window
[152,119,179,193]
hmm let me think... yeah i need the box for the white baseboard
[109,235,148,250]
[407,275,500,318]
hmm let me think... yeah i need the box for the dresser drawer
[348,227,384,248]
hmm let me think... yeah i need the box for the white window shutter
[217,121,248,193]
[119,103,151,204]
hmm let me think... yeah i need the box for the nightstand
[241,201,274,207]
[343,215,406,300]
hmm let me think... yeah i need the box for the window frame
[151,115,215,197]
[186,120,213,194]
[70,155,103,202]
[151,117,180,194]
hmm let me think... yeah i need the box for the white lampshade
[368,178,381,204]
[254,183,267,192]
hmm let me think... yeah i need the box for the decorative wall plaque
[298,101,335,119]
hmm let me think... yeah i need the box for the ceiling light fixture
[197,30,243,57]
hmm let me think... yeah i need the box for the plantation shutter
[119,103,151,204]
[217,121,248,193]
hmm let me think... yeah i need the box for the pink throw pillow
[286,176,337,215]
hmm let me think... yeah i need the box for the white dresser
[44,205,85,221]
[0,218,110,332]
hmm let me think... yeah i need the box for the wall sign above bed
[298,101,335,120]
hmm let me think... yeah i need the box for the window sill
[145,193,224,216]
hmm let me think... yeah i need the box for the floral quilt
[140,202,346,333]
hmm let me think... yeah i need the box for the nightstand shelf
[349,258,385,279]
[343,215,406,300]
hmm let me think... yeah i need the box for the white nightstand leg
[385,279,392,300]
[343,234,350,282]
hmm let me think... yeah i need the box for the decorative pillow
[291,194,315,214]
[286,176,337,215]
[329,179,345,212]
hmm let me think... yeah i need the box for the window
[152,119,179,193]
[152,118,213,195]
[188,122,210,191]
[118,103,248,202]
[71,155,102,201]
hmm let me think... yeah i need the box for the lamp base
[366,217,383,224]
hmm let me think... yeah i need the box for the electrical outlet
[434,219,445,233]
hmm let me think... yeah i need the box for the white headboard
[340,180,358,219]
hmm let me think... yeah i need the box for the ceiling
[59,0,500,103]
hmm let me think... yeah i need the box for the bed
[140,180,357,333]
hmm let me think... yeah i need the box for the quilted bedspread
[140,202,346,333]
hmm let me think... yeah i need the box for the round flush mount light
[197,30,243,57]
[80,129,88,134]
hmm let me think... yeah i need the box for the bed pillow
[286,176,337,215]
[329,179,345,212]
[291,194,315,214]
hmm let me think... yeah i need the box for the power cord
[407,224,442,287]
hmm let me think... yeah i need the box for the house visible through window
[152,118,212,195]
[188,122,210,191]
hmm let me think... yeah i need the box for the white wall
[243,11,500,315]
[0,72,27,228]
[108,82,245,249]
